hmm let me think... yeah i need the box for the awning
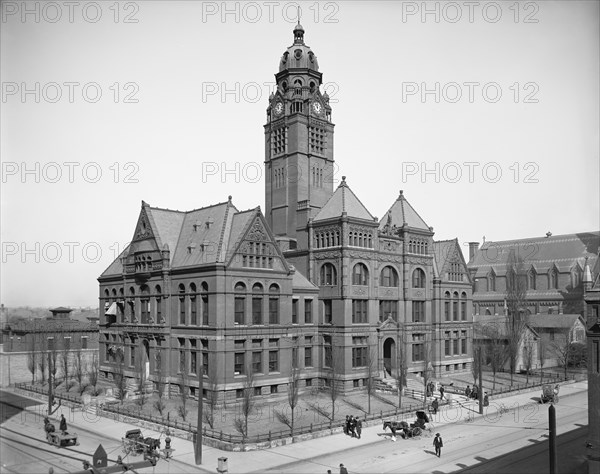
[105,302,118,316]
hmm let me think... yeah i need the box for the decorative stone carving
[247,219,269,241]
[353,286,367,295]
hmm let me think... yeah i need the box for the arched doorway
[383,338,395,377]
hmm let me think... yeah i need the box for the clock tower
[265,23,335,250]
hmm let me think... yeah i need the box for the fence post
[268,431,271,441]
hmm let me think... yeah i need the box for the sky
[1,0,599,307]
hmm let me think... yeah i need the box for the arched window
[488,272,496,291]
[352,263,368,285]
[140,285,150,324]
[155,285,163,323]
[178,284,186,325]
[412,268,426,288]
[380,266,398,287]
[485,308,492,316]
[129,287,136,322]
[461,292,467,320]
[453,291,459,321]
[269,284,280,324]
[189,283,197,325]
[234,282,246,325]
[550,269,558,289]
[571,268,580,288]
[252,283,263,325]
[528,270,536,290]
[444,292,451,321]
[320,263,337,286]
[201,282,209,325]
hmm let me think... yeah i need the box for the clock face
[312,102,322,114]
[274,102,283,115]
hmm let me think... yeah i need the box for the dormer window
[188,243,196,254]
[206,217,214,229]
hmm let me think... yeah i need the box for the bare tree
[38,335,47,385]
[552,330,576,380]
[48,335,60,390]
[73,349,88,395]
[523,337,535,385]
[395,340,406,409]
[233,363,255,441]
[153,350,167,417]
[274,347,300,436]
[471,341,481,388]
[365,345,377,414]
[202,367,219,429]
[135,344,147,409]
[26,333,38,384]
[422,339,433,410]
[483,323,506,390]
[325,343,343,422]
[538,338,547,383]
[87,353,99,394]
[177,364,189,421]
[505,249,528,386]
[60,336,72,391]
[113,347,128,404]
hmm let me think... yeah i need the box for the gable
[227,212,289,272]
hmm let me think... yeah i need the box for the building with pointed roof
[98,25,474,402]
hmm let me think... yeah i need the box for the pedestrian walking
[439,385,445,401]
[355,417,362,439]
[433,433,443,457]
[339,463,348,474]
[349,416,356,438]
[59,414,67,434]
[344,415,350,436]
[465,385,471,398]
[431,397,439,414]
[327,470,332,474]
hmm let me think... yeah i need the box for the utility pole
[195,360,203,464]
[549,404,557,474]
[478,346,483,415]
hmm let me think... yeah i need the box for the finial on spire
[293,7,304,44]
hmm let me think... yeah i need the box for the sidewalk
[5,380,588,473]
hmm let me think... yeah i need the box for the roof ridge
[148,200,232,214]
[481,231,600,246]
[216,198,235,262]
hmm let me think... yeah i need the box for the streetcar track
[1,437,71,473]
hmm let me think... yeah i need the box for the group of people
[465,385,489,406]
[326,464,348,474]
[343,415,362,439]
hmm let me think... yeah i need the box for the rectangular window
[324,336,332,367]
[304,300,313,324]
[252,297,262,325]
[462,338,467,355]
[269,350,279,372]
[156,297,162,323]
[236,389,243,399]
[179,350,185,373]
[270,385,278,394]
[190,296,197,325]
[461,301,467,320]
[379,300,397,322]
[252,339,262,349]
[81,337,88,350]
[306,378,312,387]
[445,339,450,356]
[235,297,245,325]
[141,299,149,324]
[444,301,450,321]
[453,301,459,321]
[234,353,245,375]
[190,351,197,374]
[203,352,208,375]
[269,338,278,348]
[412,301,425,323]
[252,352,262,374]
[412,343,424,362]
[324,300,332,324]
[304,346,312,367]
[352,299,368,324]
[352,347,367,367]
[292,299,298,324]
[453,338,459,355]
[269,298,279,324]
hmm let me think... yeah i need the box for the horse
[383,421,408,440]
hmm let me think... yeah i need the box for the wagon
[122,429,161,457]
[44,417,79,447]
[540,384,559,404]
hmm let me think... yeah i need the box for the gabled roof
[313,177,375,222]
[379,190,430,232]
[526,314,584,329]
[474,315,539,339]
[468,231,599,278]
[432,239,472,283]
[291,268,319,292]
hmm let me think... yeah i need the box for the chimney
[468,242,479,263]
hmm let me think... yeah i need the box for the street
[266,389,588,473]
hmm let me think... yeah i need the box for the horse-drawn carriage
[540,384,559,404]
[122,429,161,457]
[43,417,79,447]
[383,411,432,440]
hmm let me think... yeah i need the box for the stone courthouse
[98,24,473,402]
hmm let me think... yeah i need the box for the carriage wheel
[412,427,422,438]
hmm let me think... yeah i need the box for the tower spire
[293,7,304,44]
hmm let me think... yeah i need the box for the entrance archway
[383,338,395,377]
[142,339,150,379]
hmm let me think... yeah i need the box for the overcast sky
[1,0,599,307]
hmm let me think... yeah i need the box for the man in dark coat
[59,414,67,434]
[433,433,443,457]
[439,385,445,401]
[349,416,356,438]
[339,463,348,474]
[431,397,439,414]
[355,417,362,439]
[344,415,350,436]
